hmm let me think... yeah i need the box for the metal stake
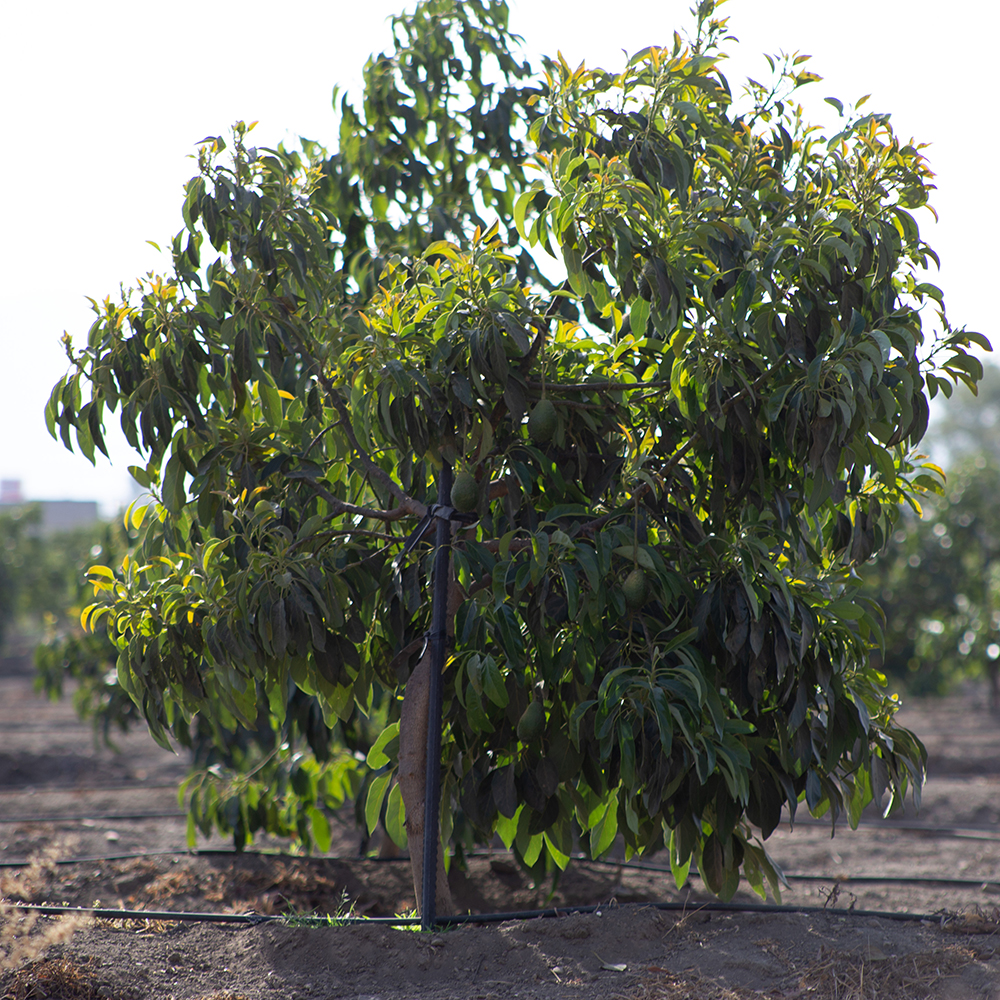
[421,462,452,930]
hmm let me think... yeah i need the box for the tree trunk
[397,650,455,915]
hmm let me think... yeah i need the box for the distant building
[0,480,23,504]
[0,480,100,534]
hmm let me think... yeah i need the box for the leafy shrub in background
[0,508,107,650]
[861,456,1000,697]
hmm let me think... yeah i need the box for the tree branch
[525,377,676,393]
[302,477,427,524]
[302,420,340,458]
[287,526,405,556]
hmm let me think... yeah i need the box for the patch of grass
[0,843,62,904]
[392,907,423,930]
[0,957,105,1000]
[939,904,1000,935]
[279,886,357,927]
[0,902,91,969]
[1,852,92,972]
[630,971,770,999]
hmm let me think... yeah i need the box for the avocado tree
[861,456,1000,699]
[0,507,109,650]
[48,0,985,913]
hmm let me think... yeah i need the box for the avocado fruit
[528,398,557,444]
[451,471,479,512]
[623,568,649,610]
[517,699,545,742]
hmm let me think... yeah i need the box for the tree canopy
[47,0,986,909]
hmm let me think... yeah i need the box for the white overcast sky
[1,0,994,516]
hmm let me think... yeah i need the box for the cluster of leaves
[45,0,985,898]
[32,519,371,847]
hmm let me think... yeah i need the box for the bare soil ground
[3,646,1000,999]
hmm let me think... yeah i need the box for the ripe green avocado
[451,471,479,512]
[516,699,545,742]
[528,398,557,444]
[623,568,649,610]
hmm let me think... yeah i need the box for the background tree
[922,361,1000,467]
[861,458,1000,699]
[859,365,1000,700]
[0,507,108,652]
[31,518,143,741]
[46,0,984,912]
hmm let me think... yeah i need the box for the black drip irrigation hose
[0,847,407,869]
[789,817,1000,839]
[3,845,998,891]
[0,849,198,868]
[0,782,181,796]
[11,899,956,927]
[0,811,186,825]
[554,855,1000,890]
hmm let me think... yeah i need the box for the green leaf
[465,683,495,733]
[364,772,391,837]
[482,656,509,708]
[543,831,570,870]
[385,782,407,848]
[613,545,656,571]
[422,240,462,261]
[496,804,523,850]
[668,827,692,888]
[629,297,650,339]
[161,454,186,514]
[700,832,725,894]
[827,599,864,620]
[309,806,332,852]
[765,384,793,422]
[589,795,619,857]
[258,377,283,427]
[513,185,542,240]
[521,831,545,867]
[128,465,152,489]
[367,722,401,769]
